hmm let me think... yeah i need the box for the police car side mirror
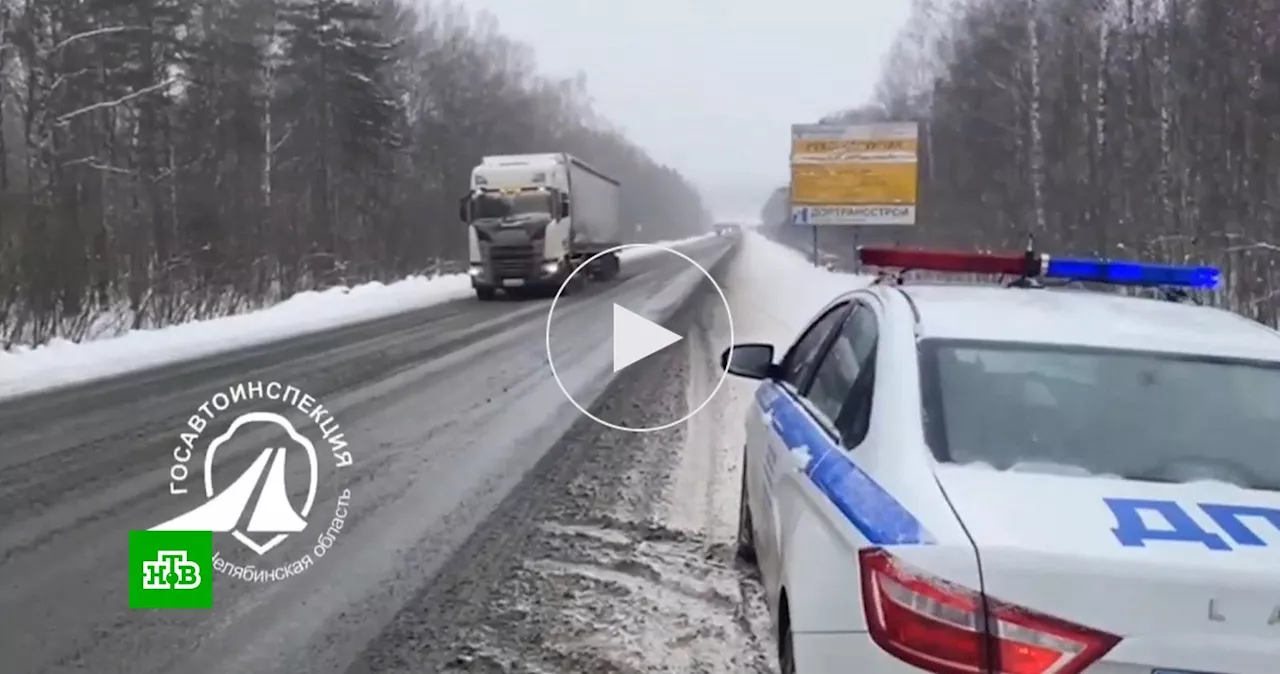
[720,343,776,379]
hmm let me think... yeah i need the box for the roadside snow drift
[727,230,875,347]
[0,234,716,401]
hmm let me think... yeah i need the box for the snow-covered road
[0,231,872,674]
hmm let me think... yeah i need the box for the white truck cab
[459,153,621,300]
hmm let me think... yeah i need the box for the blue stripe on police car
[755,381,932,546]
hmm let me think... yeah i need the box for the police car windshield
[919,339,1280,490]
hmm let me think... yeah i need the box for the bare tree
[0,0,712,347]
[764,0,1280,323]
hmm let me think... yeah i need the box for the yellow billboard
[790,163,917,205]
[790,122,919,225]
[791,138,920,160]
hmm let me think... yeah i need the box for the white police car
[720,247,1280,674]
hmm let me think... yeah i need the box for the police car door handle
[785,446,812,473]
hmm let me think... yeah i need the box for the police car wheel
[735,464,757,564]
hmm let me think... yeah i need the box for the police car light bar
[858,247,1044,277]
[857,247,1219,289]
[1044,257,1219,289]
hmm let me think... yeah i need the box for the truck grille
[489,244,536,277]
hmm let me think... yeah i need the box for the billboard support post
[852,228,860,274]
[812,226,819,268]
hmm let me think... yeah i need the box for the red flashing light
[859,549,1119,674]
[858,247,1036,276]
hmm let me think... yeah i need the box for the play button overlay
[613,304,682,372]
[545,243,734,433]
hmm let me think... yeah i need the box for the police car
[719,247,1280,674]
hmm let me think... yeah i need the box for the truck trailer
[459,153,622,300]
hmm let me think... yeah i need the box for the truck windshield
[470,191,553,220]
[918,339,1280,490]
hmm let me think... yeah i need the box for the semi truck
[459,153,622,300]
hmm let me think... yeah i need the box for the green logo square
[128,530,214,609]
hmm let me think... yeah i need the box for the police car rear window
[918,339,1280,490]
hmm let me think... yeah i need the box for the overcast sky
[459,0,913,220]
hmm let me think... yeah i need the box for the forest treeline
[0,0,710,347]
[763,0,1280,324]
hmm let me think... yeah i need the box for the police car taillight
[858,549,1119,674]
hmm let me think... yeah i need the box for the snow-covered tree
[0,0,712,347]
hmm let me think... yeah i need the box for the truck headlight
[468,265,483,277]
[541,261,560,275]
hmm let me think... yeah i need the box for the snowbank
[0,233,716,401]
[725,230,875,348]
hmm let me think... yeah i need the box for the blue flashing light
[1045,257,1219,289]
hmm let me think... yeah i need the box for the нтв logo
[128,530,213,609]
[144,551,202,589]
[149,381,354,584]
